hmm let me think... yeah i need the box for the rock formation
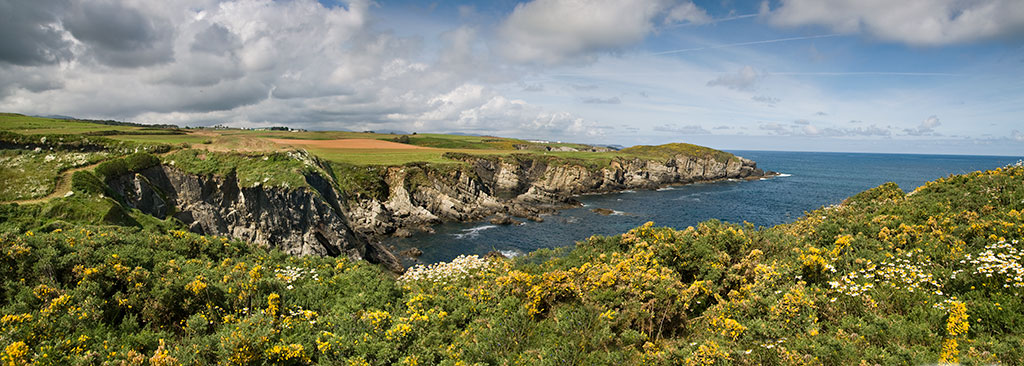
[104,149,771,273]
[107,165,403,273]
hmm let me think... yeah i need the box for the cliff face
[107,165,402,272]
[104,151,769,272]
[344,154,769,237]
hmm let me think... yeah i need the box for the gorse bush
[0,166,1023,364]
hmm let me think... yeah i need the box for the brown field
[266,138,434,150]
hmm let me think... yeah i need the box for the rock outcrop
[344,153,772,238]
[103,149,771,273]
[107,164,403,273]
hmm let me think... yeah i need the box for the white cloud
[707,66,763,91]
[581,96,621,104]
[904,115,942,136]
[759,121,893,137]
[766,0,1024,46]
[497,0,676,64]
[665,2,711,25]
[0,0,602,141]
[653,123,710,134]
[752,95,780,104]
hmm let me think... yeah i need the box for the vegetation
[8,113,1022,363]
[0,161,1022,364]
[620,143,736,163]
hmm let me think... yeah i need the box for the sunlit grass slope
[1,163,1022,365]
[0,113,744,168]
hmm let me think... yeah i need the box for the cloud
[766,0,1024,46]
[759,122,788,134]
[0,0,73,66]
[581,96,621,104]
[904,115,942,136]
[664,2,711,25]
[570,83,600,91]
[63,1,176,67]
[497,0,681,64]
[521,83,545,92]
[0,0,604,142]
[707,66,763,91]
[759,121,892,137]
[191,23,242,56]
[653,123,710,134]
[752,95,780,104]
[1013,130,1024,142]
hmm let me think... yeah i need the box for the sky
[1,0,1023,155]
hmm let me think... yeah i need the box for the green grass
[620,142,736,163]
[1,165,1023,365]
[107,134,209,146]
[161,149,315,189]
[0,150,111,201]
[0,114,145,135]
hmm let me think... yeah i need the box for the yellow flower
[3,341,29,366]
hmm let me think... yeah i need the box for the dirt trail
[6,162,103,205]
[4,150,178,205]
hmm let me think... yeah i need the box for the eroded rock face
[105,151,769,274]
[108,166,402,273]
[344,154,772,238]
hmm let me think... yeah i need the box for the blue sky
[1,0,1022,155]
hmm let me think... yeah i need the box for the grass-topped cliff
[1,159,1023,364]
[0,113,744,205]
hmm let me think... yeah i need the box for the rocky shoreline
[108,152,774,272]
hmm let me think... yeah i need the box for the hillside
[1,159,1022,364]
[0,115,771,270]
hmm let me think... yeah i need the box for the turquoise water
[385,151,1022,265]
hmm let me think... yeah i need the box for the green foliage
[328,162,388,201]
[70,170,107,196]
[2,127,1024,365]
[0,149,110,201]
[620,142,736,163]
[162,149,316,189]
[95,152,162,181]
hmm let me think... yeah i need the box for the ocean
[385,151,1022,265]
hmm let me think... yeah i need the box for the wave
[776,173,793,177]
[451,225,497,240]
[622,190,637,193]
[656,186,677,191]
[499,249,523,258]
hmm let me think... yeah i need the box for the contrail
[663,13,759,28]
[652,34,843,55]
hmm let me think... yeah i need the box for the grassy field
[0,113,146,135]
[1,114,737,170]
[0,113,744,201]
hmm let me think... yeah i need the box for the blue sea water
[385,151,1022,265]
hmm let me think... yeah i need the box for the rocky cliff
[344,153,771,238]
[104,149,770,272]
[107,164,403,272]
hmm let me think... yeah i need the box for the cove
[385,151,1022,265]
